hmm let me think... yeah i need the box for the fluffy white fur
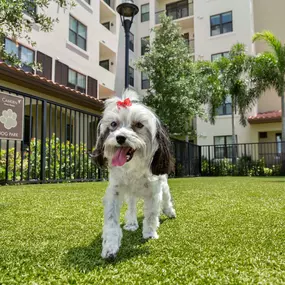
[93,89,176,259]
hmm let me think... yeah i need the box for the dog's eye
[135,122,144,129]
[110,121,117,128]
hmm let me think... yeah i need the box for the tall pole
[123,19,132,89]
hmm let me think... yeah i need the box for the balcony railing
[155,2,194,24]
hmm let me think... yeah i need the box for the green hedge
[201,156,282,176]
[0,134,104,182]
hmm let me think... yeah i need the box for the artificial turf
[1,177,285,284]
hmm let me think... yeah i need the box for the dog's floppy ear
[151,123,174,175]
[91,122,108,168]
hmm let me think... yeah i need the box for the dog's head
[92,90,174,175]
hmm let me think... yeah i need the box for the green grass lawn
[1,177,285,284]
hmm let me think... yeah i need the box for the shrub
[0,134,104,183]
[201,155,282,177]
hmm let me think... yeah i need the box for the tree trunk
[282,94,285,141]
[231,101,237,164]
[281,94,285,174]
[185,120,189,142]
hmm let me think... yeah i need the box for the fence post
[188,143,191,176]
[41,100,47,183]
[198,145,202,176]
[208,146,211,176]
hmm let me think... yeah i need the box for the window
[66,124,73,143]
[183,33,189,41]
[141,36,149,55]
[36,51,52,80]
[141,4,149,22]
[67,68,86,93]
[210,11,232,36]
[141,72,150,89]
[129,32,134,52]
[129,66,134,87]
[259,132,268,139]
[214,135,237,159]
[24,0,36,16]
[104,0,111,6]
[216,96,232,116]
[69,15,87,51]
[87,76,98,98]
[166,0,188,20]
[102,22,110,30]
[4,38,35,72]
[183,32,189,47]
[99,60,109,71]
[211,51,229,62]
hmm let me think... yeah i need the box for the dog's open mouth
[112,147,136,167]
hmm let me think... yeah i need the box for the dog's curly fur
[92,89,176,259]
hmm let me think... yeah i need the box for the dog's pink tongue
[112,148,129,166]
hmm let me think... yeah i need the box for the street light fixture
[116,0,139,89]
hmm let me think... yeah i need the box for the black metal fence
[201,142,285,176]
[0,85,107,185]
[171,140,201,177]
[2,85,284,183]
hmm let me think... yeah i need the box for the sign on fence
[0,92,24,140]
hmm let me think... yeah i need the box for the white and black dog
[92,89,176,259]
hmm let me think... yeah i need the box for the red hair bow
[117,98,132,109]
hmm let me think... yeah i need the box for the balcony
[98,41,116,98]
[100,0,116,19]
[99,83,116,99]
[155,1,194,28]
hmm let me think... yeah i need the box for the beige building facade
[195,0,285,148]
[3,0,120,100]
[2,0,285,148]
[116,0,285,149]
[124,0,285,149]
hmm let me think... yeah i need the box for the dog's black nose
[116,135,126,145]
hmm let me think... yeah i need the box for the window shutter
[87,76,98,98]
[36,51,52,80]
[55,60,68,85]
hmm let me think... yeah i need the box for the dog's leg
[161,177,176,218]
[124,195,139,231]
[101,186,123,259]
[142,181,162,239]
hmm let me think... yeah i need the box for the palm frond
[253,31,283,59]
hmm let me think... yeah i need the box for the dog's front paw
[143,231,159,240]
[101,243,119,260]
[123,223,139,231]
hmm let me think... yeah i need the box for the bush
[201,155,282,177]
[0,134,104,183]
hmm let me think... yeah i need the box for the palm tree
[252,31,285,142]
[196,43,262,162]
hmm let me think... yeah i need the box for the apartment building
[2,0,120,100]
[123,0,285,154]
[116,0,194,97]
[0,0,121,153]
[1,0,285,151]
[195,0,285,151]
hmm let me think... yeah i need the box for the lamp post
[116,0,139,89]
